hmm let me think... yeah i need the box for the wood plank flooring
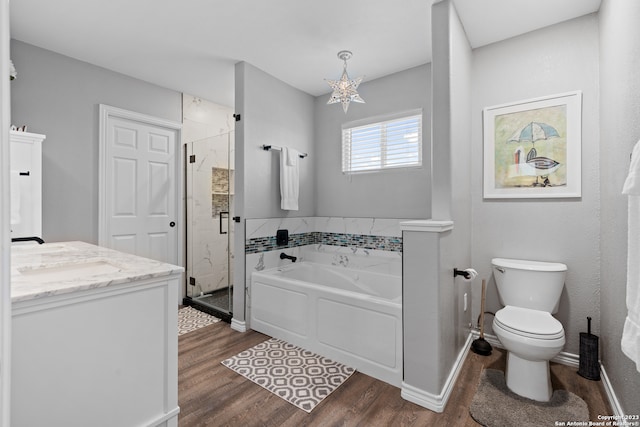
[178,321,612,426]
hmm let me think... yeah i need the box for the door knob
[169,221,176,227]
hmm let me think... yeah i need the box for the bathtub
[250,261,402,387]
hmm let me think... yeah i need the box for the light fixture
[326,50,365,113]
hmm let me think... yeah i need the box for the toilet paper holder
[454,268,471,279]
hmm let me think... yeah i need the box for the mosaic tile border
[323,232,402,252]
[245,232,317,254]
[245,231,402,254]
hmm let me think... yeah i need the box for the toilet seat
[494,306,564,340]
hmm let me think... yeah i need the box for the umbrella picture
[507,121,560,145]
[506,121,561,186]
[483,91,581,199]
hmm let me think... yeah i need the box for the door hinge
[189,277,196,286]
[233,114,241,122]
[189,155,196,163]
[233,216,241,223]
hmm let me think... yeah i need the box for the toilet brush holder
[471,279,492,356]
[577,316,600,381]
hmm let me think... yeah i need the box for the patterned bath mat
[469,369,590,427]
[178,306,220,335]
[221,338,355,413]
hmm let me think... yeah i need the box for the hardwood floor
[178,321,612,426]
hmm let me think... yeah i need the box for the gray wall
[238,62,315,220]
[432,0,473,387]
[599,0,640,415]
[401,0,473,400]
[401,2,473,400]
[314,64,431,219]
[402,229,450,395]
[10,40,182,244]
[233,61,316,324]
[470,15,601,356]
[446,0,473,373]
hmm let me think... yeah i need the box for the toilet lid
[494,306,564,339]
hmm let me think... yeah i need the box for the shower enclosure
[184,131,234,322]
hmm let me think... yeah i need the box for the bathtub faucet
[280,253,297,263]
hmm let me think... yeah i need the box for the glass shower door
[185,131,234,320]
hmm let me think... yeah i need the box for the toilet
[491,257,567,402]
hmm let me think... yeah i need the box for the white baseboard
[401,382,444,412]
[554,350,579,368]
[145,406,179,427]
[230,318,247,333]
[401,333,473,413]
[470,329,578,366]
[600,364,624,417]
[470,329,623,416]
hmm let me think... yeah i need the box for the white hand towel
[10,170,21,225]
[622,140,640,372]
[280,147,299,211]
[286,146,298,167]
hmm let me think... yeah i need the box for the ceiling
[10,0,601,108]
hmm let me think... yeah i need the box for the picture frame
[483,91,582,199]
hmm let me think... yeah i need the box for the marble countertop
[11,241,184,303]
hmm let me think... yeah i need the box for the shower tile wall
[183,94,236,300]
[188,136,234,295]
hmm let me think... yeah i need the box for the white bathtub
[250,261,402,387]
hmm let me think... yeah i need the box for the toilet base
[505,352,553,401]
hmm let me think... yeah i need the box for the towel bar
[261,144,308,158]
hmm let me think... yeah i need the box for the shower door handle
[219,211,229,234]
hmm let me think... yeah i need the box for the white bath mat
[221,338,355,413]
[178,306,220,336]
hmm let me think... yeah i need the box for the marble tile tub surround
[246,245,402,278]
[11,241,184,303]
[246,217,405,253]
[245,217,406,276]
[246,217,405,240]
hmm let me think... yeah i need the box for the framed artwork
[483,91,582,199]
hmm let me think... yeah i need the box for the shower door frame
[183,132,234,322]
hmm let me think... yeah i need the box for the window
[342,110,422,173]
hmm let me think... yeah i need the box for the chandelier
[326,50,365,113]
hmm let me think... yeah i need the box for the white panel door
[100,106,180,265]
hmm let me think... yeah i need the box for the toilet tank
[492,258,567,313]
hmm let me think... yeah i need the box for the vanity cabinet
[11,242,183,427]
[10,130,45,239]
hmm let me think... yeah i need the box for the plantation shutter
[342,112,422,173]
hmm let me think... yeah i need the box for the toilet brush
[471,279,492,356]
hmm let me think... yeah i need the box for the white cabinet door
[10,131,45,240]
